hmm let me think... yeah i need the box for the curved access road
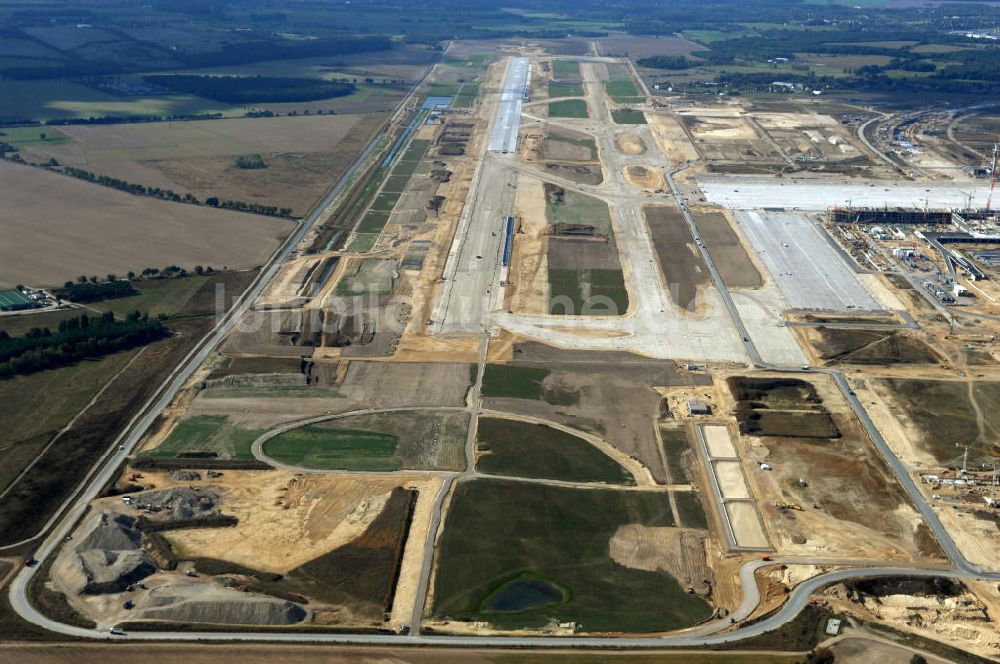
[9,556,997,646]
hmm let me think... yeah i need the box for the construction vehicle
[776,501,803,511]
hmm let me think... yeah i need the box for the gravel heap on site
[139,583,308,625]
[53,512,156,595]
[169,470,202,481]
[132,487,220,521]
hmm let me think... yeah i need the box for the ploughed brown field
[0,160,293,288]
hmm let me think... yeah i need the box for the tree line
[0,311,169,379]
[53,165,293,218]
[53,280,136,303]
[142,75,355,104]
[1,35,392,81]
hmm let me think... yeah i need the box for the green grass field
[659,426,691,485]
[476,417,634,485]
[147,415,264,460]
[611,109,647,124]
[433,478,712,632]
[0,126,72,148]
[481,364,551,399]
[427,81,461,96]
[0,309,82,337]
[346,232,379,252]
[442,54,490,69]
[547,189,612,233]
[346,137,430,244]
[548,81,583,98]
[548,99,589,118]
[605,78,643,103]
[0,351,137,492]
[452,81,481,108]
[552,60,581,78]
[673,491,708,529]
[548,268,628,316]
[90,276,214,319]
[200,386,343,399]
[263,426,402,471]
[336,258,397,296]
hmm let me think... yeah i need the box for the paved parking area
[735,210,881,312]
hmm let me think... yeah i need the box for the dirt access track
[0,160,293,288]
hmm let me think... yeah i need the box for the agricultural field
[0,349,138,493]
[18,114,387,217]
[548,100,589,118]
[0,44,430,124]
[0,269,256,542]
[475,417,635,485]
[432,479,711,632]
[0,160,293,289]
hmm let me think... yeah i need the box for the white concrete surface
[731,286,808,366]
[698,177,993,210]
[736,210,881,312]
[487,57,529,153]
[726,501,772,549]
[715,460,752,500]
[703,424,738,458]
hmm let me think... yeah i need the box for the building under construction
[828,206,953,224]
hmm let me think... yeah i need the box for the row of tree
[0,311,169,379]
[142,75,355,104]
[53,280,136,303]
[54,166,293,218]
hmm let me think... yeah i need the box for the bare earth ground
[734,373,940,561]
[0,160,293,288]
[142,470,437,575]
[24,114,386,217]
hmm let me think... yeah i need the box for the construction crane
[987,143,998,213]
